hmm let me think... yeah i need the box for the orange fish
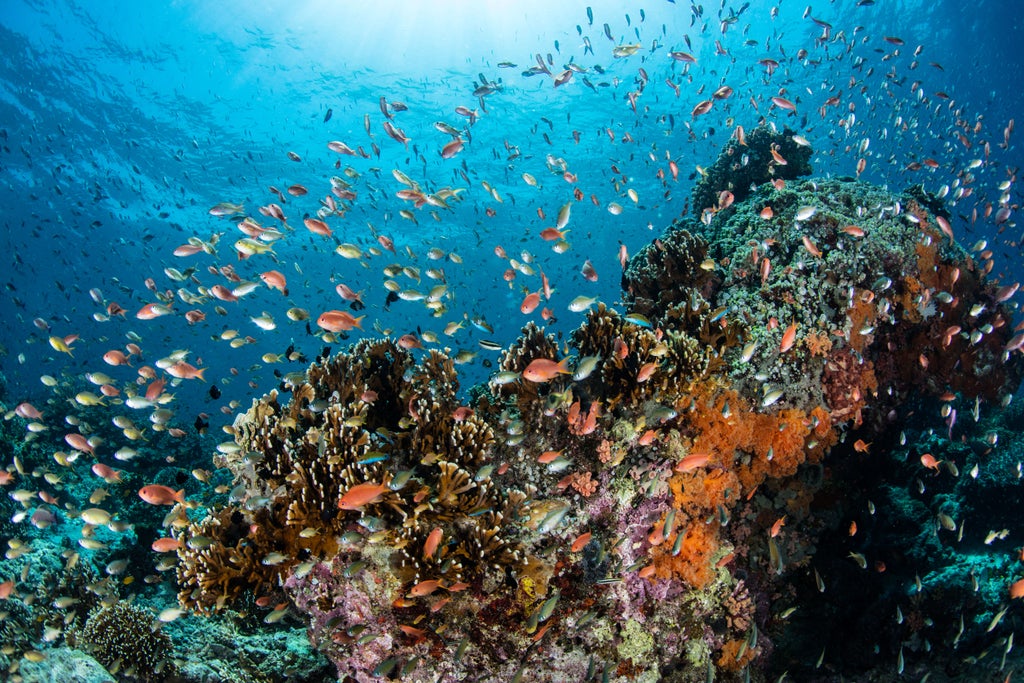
[260,270,288,295]
[338,482,389,510]
[1010,578,1024,599]
[15,402,42,420]
[674,452,710,472]
[638,429,658,446]
[571,532,593,552]
[522,358,571,382]
[210,284,238,302]
[173,244,204,257]
[335,283,364,303]
[303,218,332,237]
[935,215,955,241]
[841,225,865,238]
[166,361,206,381]
[920,453,941,470]
[780,323,798,353]
[317,310,364,332]
[441,138,464,159]
[770,516,786,538]
[64,433,94,454]
[91,463,122,483]
[802,235,822,258]
[408,579,442,597]
[144,378,166,402]
[138,485,186,506]
[423,527,443,560]
[540,271,553,300]
[451,406,473,421]
[520,291,541,314]
[397,334,422,350]
[540,227,567,241]
[637,362,658,383]
[691,100,713,118]
[771,96,796,111]
[537,450,564,464]
[152,537,182,553]
[136,303,171,320]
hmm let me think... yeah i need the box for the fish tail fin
[557,358,572,375]
[354,316,365,329]
[174,489,186,505]
[194,367,207,382]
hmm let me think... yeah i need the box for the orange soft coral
[669,467,741,520]
[650,521,719,589]
[683,386,824,496]
[716,638,758,672]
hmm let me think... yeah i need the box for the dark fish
[587,6,593,24]
[193,416,208,434]
[323,108,332,123]
[208,385,221,400]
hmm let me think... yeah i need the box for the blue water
[3,0,1020,423]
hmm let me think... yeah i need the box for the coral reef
[690,123,813,225]
[166,129,1022,682]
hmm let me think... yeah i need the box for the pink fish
[338,483,389,510]
[522,358,571,382]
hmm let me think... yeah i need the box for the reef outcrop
[174,124,1022,682]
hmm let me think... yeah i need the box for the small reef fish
[138,485,186,506]
[522,358,572,382]
[338,483,390,510]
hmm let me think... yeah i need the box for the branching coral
[621,227,717,323]
[569,303,712,412]
[691,123,814,222]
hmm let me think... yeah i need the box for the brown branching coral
[691,123,814,224]
[489,321,562,425]
[621,227,716,323]
[177,338,530,617]
[570,303,713,411]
